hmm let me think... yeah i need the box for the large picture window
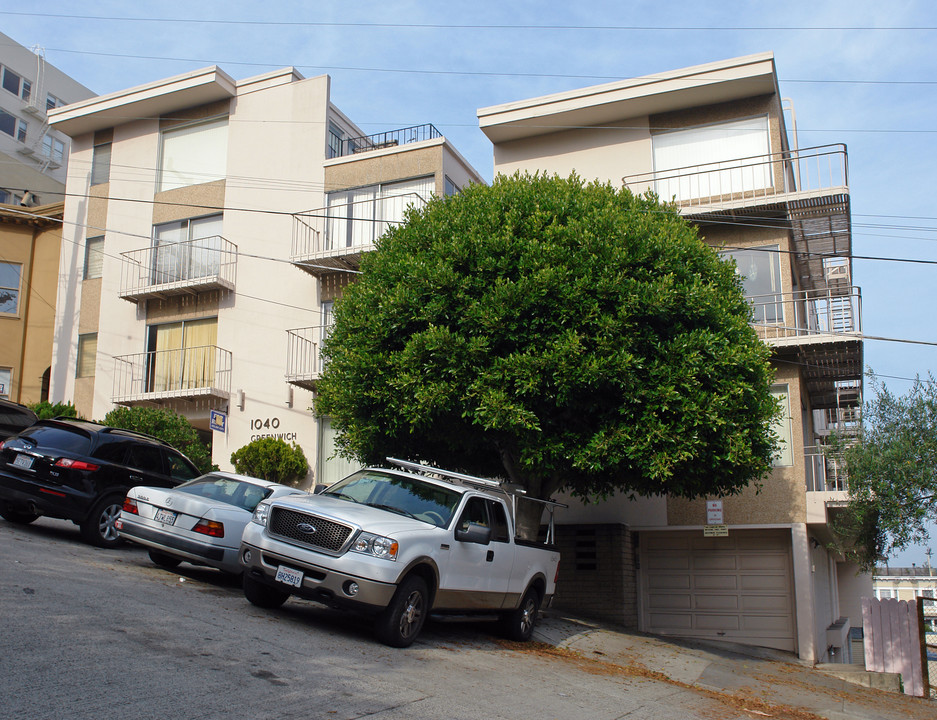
[153,214,223,285]
[720,245,783,326]
[325,176,434,251]
[652,116,771,202]
[146,318,218,393]
[0,262,22,315]
[157,117,228,192]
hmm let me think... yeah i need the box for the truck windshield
[322,470,462,528]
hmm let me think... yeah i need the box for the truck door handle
[486,550,494,562]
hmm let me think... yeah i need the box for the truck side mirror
[455,522,492,546]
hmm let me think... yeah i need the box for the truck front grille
[268,508,354,554]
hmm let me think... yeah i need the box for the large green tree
[831,373,937,569]
[102,406,215,474]
[315,173,778,536]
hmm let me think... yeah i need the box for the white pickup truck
[239,459,563,647]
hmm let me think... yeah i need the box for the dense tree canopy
[315,173,778,535]
[832,373,937,570]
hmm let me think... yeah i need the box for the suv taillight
[55,458,100,471]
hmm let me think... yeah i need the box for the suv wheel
[80,495,125,548]
[0,508,40,525]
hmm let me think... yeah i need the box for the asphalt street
[1,516,755,720]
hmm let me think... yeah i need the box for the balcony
[748,286,861,346]
[112,345,232,405]
[805,444,851,526]
[291,193,428,277]
[284,326,327,390]
[625,144,851,294]
[331,124,441,158]
[118,236,237,302]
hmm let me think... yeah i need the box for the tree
[831,373,937,570]
[102,406,215,474]
[230,438,309,487]
[315,173,779,537]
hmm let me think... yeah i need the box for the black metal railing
[336,124,441,158]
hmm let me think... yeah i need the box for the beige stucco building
[47,65,483,483]
[478,53,870,663]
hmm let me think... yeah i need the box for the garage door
[640,530,795,652]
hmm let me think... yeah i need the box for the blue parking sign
[210,410,226,433]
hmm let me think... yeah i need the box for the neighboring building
[47,66,483,481]
[0,31,95,204]
[478,53,868,663]
[874,566,937,630]
[0,201,64,403]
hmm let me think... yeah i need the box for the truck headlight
[351,532,398,561]
[251,502,271,527]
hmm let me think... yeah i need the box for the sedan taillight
[122,497,138,514]
[54,458,100,471]
[192,519,224,538]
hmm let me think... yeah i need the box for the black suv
[0,418,201,547]
[0,398,38,440]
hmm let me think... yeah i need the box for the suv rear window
[19,425,92,455]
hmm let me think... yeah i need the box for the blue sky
[3,1,935,565]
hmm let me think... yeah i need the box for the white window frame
[0,261,22,316]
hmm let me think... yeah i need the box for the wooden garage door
[640,530,795,652]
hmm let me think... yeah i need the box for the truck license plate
[154,509,177,525]
[275,565,303,588]
[13,454,33,470]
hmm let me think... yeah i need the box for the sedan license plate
[153,508,177,525]
[275,565,303,588]
[13,454,34,470]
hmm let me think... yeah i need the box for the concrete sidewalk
[533,612,934,720]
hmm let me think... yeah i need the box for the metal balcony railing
[119,236,237,301]
[623,144,848,210]
[805,444,848,493]
[746,286,861,343]
[334,124,441,158]
[291,192,428,265]
[112,345,232,404]
[285,326,329,389]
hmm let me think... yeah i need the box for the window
[325,176,434,250]
[91,142,111,185]
[21,80,31,103]
[652,116,771,202]
[41,135,66,164]
[770,385,793,467]
[874,587,897,600]
[327,123,344,159]
[46,93,62,112]
[2,67,22,97]
[487,500,510,543]
[0,262,22,315]
[157,117,228,192]
[319,300,334,371]
[153,214,223,285]
[720,245,783,325]
[0,368,11,399]
[0,110,27,143]
[127,444,163,473]
[146,317,217,393]
[83,236,104,280]
[77,334,98,378]
[444,176,461,196]
[317,416,361,487]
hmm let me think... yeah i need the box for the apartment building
[0,201,64,403]
[0,31,95,204]
[478,53,868,663]
[47,65,483,483]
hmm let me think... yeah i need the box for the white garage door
[640,530,796,652]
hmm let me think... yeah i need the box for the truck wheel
[501,587,541,641]
[375,575,428,648]
[0,508,39,524]
[243,573,290,609]
[80,495,125,548]
[148,549,182,569]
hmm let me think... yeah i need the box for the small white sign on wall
[706,500,724,526]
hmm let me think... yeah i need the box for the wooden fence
[862,596,930,697]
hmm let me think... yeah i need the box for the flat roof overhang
[48,66,238,137]
[478,53,779,144]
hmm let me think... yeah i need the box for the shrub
[230,438,309,487]
[30,401,79,420]
[102,406,215,474]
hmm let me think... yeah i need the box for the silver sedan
[116,471,305,575]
